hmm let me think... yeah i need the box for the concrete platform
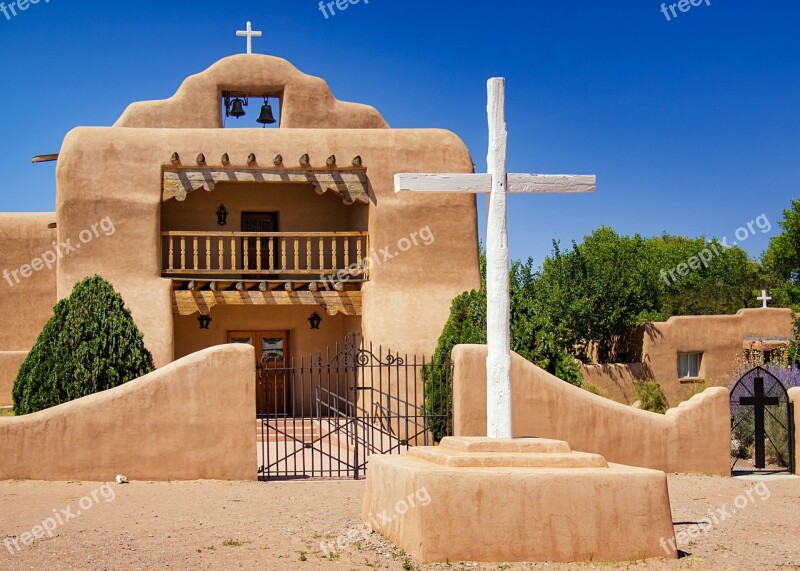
[362,437,677,564]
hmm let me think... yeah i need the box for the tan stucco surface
[0,344,255,481]
[115,55,388,129]
[453,345,730,474]
[0,351,27,407]
[55,127,478,366]
[790,387,800,476]
[586,308,794,406]
[363,437,676,563]
[0,213,57,351]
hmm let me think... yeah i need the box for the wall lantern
[308,311,322,330]
[198,309,213,330]
[216,204,229,226]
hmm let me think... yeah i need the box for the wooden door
[228,330,290,416]
[241,212,278,272]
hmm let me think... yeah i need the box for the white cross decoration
[395,78,596,439]
[758,289,772,308]
[236,21,262,55]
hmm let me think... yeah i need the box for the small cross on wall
[757,289,772,308]
[236,21,262,55]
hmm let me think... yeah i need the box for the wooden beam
[32,153,59,164]
[172,290,363,316]
[394,173,596,195]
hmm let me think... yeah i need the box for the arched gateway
[730,366,796,474]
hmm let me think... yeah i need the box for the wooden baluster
[319,238,324,271]
[281,238,287,270]
[344,237,350,269]
[269,239,274,271]
[306,238,312,270]
[244,238,249,271]
[218,238,224,270]
[180,237,186,270]
[256,239,262,271]
[193,237,199,270]
[206,237,211,270]
[332,238,337,273]
[294,239,299,270]
[168,236,174,271]
[231,238,236,272]
[356,237,362,275]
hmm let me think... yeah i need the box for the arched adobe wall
[453,345,730,474]
[790,388,800,475]
[0,344,256,482]
[114,55,389,129]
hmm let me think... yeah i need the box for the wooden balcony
[162,231,369,279]
[164,231,369,317]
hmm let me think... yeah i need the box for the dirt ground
[0,474,798,571]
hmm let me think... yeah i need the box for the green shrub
[12,276,154,415]
[582,381,611,399]
[633,380,668,414]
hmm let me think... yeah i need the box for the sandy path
[0,474,798,570]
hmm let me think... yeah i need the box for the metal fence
[257,333,453,480]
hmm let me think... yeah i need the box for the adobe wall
[453,345,730,474]
[790,388,800,476]
[580,363,651,404]
[55,56,480,367]
[0,213,58,405]
[643,308,794,405]
[0,344,255,481]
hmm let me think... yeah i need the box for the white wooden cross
[395,78,596,439]
[236,21,262,55]
[758,289,772,308]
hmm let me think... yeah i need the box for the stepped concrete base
[362,437,677,564]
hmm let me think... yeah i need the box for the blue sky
[1,0,798,266]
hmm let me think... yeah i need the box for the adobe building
[582,307,796,406]
[0,54,480,407]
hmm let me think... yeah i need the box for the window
[678,352,702,379]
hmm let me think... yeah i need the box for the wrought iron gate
[257,333,453,480]
[730,366,795,474]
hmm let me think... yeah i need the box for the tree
[763,198,800,308]
[423,254,582,440]
[13,276,155,415]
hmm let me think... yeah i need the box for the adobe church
[0,53,481,407]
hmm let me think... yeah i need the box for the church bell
[257,99,277,126]
[228,97,247,119]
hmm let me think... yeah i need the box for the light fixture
[257,97,277,126]
[198,310,212,330]
[308,311,322,330]
[216,204,229,226]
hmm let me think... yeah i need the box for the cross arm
[394,173,595,194]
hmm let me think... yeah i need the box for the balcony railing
[162,231,370,278]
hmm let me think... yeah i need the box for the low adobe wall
[453,345,730,474]
[0,351,27,407]
[0,344,255,481]
[581,363,650,404]
[790,388,800,476]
